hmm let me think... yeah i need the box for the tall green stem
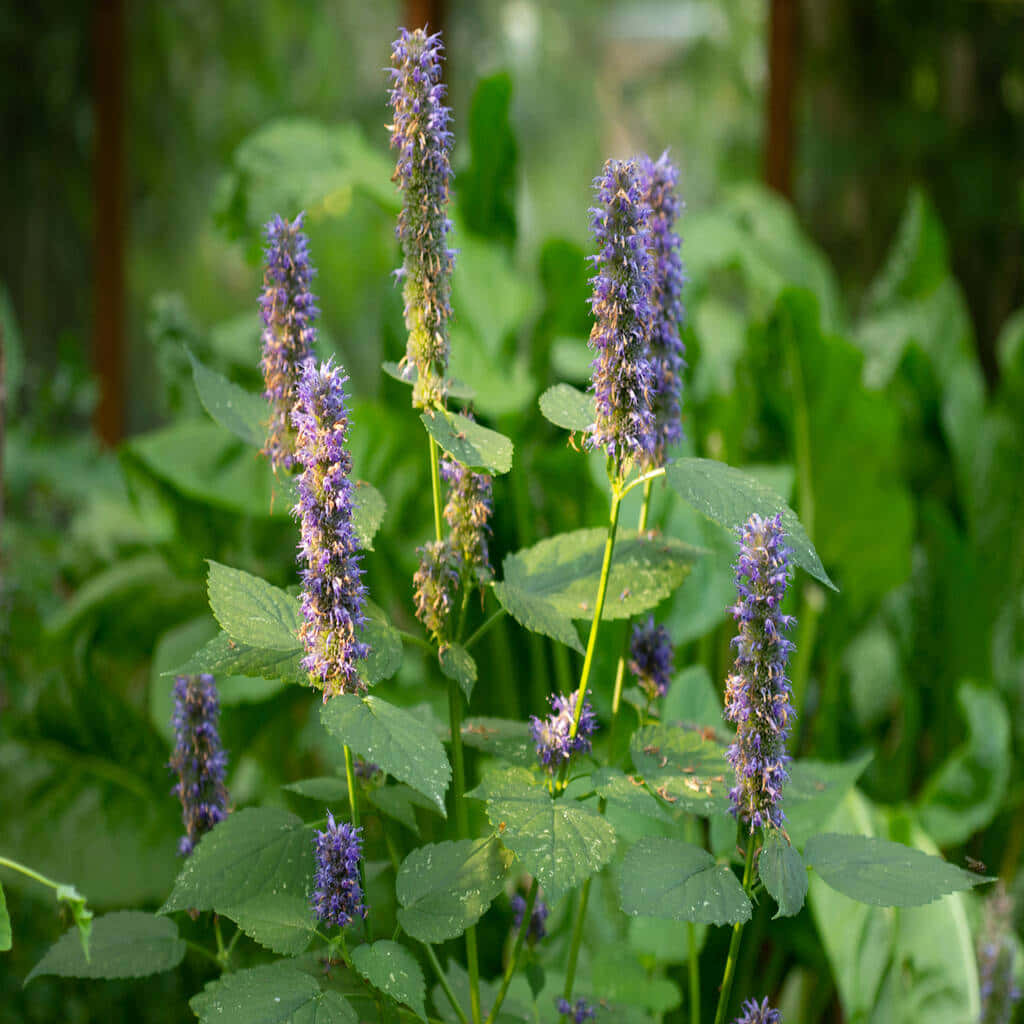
[429,435,444,543]
[343,743,370,936]
[562,874,592,1000]
[423,941,469,1024]
[485,878,538,1024]
[687,922,701,1024]
[712,833,757,1024]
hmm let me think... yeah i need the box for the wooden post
[765,0,798,199]
[405,0,445,33]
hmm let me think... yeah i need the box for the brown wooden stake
[765,0,798,199]
[404,0,445,33]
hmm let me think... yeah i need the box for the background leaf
[189,350,267,447]
[759,832,808,918]
[538,383,594,432]
[420,410,513,475]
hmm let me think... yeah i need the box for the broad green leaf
[189,350,267,447]
[759,832,808,918]
[460,717,536,767]
[26,912,184,983]
[665,457,834,590]
[588,950,683,1014]
[216,894,314,956]
[0,882,11,951]
[804,832,990,907]
[381,361,475,402]
[420,409,513,475]
[784,753,873,847]
[368,784,439,834]
[619,837,751,926]
[468,766,616,903]
[360,601,404,686]
[396,836,513,942]
[538,383,594,432]
[630,723,732,817]
[207,561,301,650]
[589,767,673,823]
[169,631,304,685]
[491,579,584,653]
[662,665,726,733]
[351,941,427,1022]
[320,695,451,814]
[352,480,387,550]
[282,777,349,802]
[439,643,477,702]
[161,808,313,915]
[191,963,357,1024]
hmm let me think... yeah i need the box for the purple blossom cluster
[259,214,318,471]
[639,152,686,468]
[628,615,674,700]
[530,692,598,772]
[311,812,367,929]
[292,358,369,699]
[723,514,796,831]
[732,997,782,1024]
[169,674,229,857]
[586,158,656,467]
[413,538,461,639]
[388,27,455,410]
[511,891,549,945]
[978,885,1022,1024]
[441,445,494,583]
[557,998,597,1022]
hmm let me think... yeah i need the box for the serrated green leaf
[191,963,357,1024]
[538,383,594,431]
[460,717,536,767]
[468,766,616,903]
[382,360,475,401]
[189,350,268,447]
[216,894,314,956]
[207,562,301,651]
[491,580,584,653]
[0,882,11,952]
[320,696,451,814]
[26,912,184,983]
[589,767,673,823]
[804,832,991,907]
[396,836,513,942]
[665,457,835,589]
[420,409,513,475]
[759,833,807,918]
[360,601,404,686]
[161,808,313,915]
[170,631,305,683]
[630,724,732,817]
[619,837,751,926]
[783,753,873,847]
[352,481,387,550]
[351,941,427,1022]
[439,643,477,701]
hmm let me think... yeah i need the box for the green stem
[429,435,444,543]
[0,856,62,892]
[486,879,538,1024]
[464,607,506,651]
[183,940,221,967]
[423,942,469,1024]
[343,744,370,935]
[563,875,592,999]
[213,914,228,970]
[712,833,757,1024]
[398,629,434,652]
[687,922,701,1024]
[619,465,666,501]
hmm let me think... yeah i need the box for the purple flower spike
[259,213,318,471]
[292,358,369,699]
[732,997,782,1024]
[639,152,686,468]
[311,811,367,929]
[978,884,1022,1024]
[530,691,598,772]
[169,674,229,856]
[628,615,674,700]
[557,998,597,1022]
[388,27,455,409]
[441,427,494,583]
[723,514,796,832]
[413,539,461,639]
[586,158,656,469]
[511,891,549,945]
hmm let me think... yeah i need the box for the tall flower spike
[978,884,1022,1024]
[723,513,796,831]
[388,27,455,410]
[530,691,598,772]
[587,157,656,469]
[311,811,367,928]
[169,674,229,856]
[628,615,674,701]
[260,214,318,470]
[731,997,782,1024]
[639,152,686,468]
[413,539,461,639]
[441,436,494,583]
[292,358,369,699]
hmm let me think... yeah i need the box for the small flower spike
[732,997,782,1024]
[557,998,597,1022]
[388,27,455,409]
[628,615,674,700]
[511,891,549,945]
[260,213,318,470]
[978,884,1022,1024]
[723,513,796,831]
[311,812,367,929]
[413,539,461,639]
[441,436,494,583]
[169,674,229,856]
[530,691,598,772]
[292,358,369,699]
[587,157,656,469]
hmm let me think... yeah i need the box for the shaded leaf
[351,941,427,1022]
[169,631,304,684]
[460,717,536,767]
[282,777,349,802]
[352,481,387,550]
[491,580,583,653]
[216,895,314,956]
[0,883,11,952]
[759,832,808,918]
[630,724,732,817]
[189,350,267,448]
[783,753,872,848]
[589,767,673,823]
[538,383,594,432]
[207,562,301,651]
[368,784,439,835]
[439,643,477,702]
[421,409,513,475]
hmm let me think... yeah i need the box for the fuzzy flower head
[413,539,461,639]
[557,998,597,1022]
[732,997,782,1024]
[388,27,455,409]
[259,213,318,471]
[311,812,367,929]
[723,514,796,831]
[530,691,598,772]
[629,615,674,701]
[169,674,229,857]
[639,152,686,468]
[441,439,494,583]
[978,884,1022,1024]
[586,157,656,470]
[511,891,549,945]
[292,358,369,699]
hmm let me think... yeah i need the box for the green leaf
[216,894,314,956]
[191,963,358,1024]
[783,753,873,847]
[439,643,477,702]
[538,383,594,432]
[282,777,349,802]
[630,724,732,817]
[396,836,513,942]
[368,784,439,835]
[589,767,673,823]
[665,457,834,590]
[619,837,751,926]
[352,481,387,550]
[161,808,313,916]
[468,766,616,903]
[804,832,991,907]
[360,601,404,686]
[320,696,451,814]
[170,631,305,684]
[0,882,11,952]
[759,832,808,918]
[420,409,513,476]
[26,912,184,983]
[351,941,427,1022]
[55,883,93,961]
[460,717,536,767]
[491,579,583,653]
[189,349,267,447]
[662,665,726,733]
[207,562,301,650]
